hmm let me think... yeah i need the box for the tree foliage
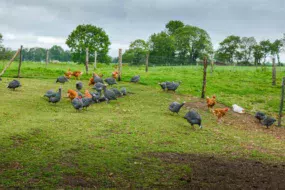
[66,24,111,64]
[122,39,148,65]
[166,20,184,35]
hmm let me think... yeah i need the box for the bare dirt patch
[183,96,285,140]
[151,152,285,189]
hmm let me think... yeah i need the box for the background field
[0,61,284,188]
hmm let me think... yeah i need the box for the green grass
[0,61,284,188]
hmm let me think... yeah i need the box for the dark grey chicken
[71,97,83,111]
[104,77,117,86]
[130,75,140,83]
[261,116,276,128]
[7,79,21,90]
[76,81,83,91]
[111,88,122,97]
[76,90,83,98]
[121,87,127,96]
[91,91,101,103]
[44,89,56,98]
[93,82,105,92]
[56,76,69,84]
[169,101,185,114]
[158,82,167,91]
[103,85,117,103]
[49,88,62,104]
[166,81,181,92]
[255,111,266,122]
[184,111,202,129]
[94,75,104,83]
[82,97,94,109]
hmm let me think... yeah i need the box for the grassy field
[0,61,284,188]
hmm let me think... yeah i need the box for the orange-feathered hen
[72,71,83,80]
[112,71,119,79]
[64,68,73,79]
[213,108,229,122]
[206,95,216,110]
[67,89,78,100]
[84,90,92,98]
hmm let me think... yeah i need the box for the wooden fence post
[272,57,276,86]
[94,51,97,70]
[46,49,49,67]
[201,57,208,98]
[145,53,149,72]
[118,48,122,81]
[17,45,23,78]
[0,49,21,77]
[278,77,285,127]
[85,48,89,74]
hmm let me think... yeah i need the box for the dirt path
[152,153,285,189]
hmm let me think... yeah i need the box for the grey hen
[49,88,62,104]
[76,81,83,91]
[166,81,181,92]
[111,88,122,97]
[184,111,202,129]
[261,116,276,128]
[82,98,94,109]
[71,97,83,111]
[104,77,117,86]
[158,82,167,91]
[44,90,56,98]
[91,91,101,103]
[56,76,69,84]
[7,80,21,90]
[93,82,105,92]
[169,101,185,114]
[121,87,127,96]
[94,75,104,83]
[255,111,266,122]
[103,85,117,103]
[130,75,140,83]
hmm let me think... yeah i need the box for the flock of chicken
[42,69,140,111]
[160,83,276,129]
[2,68,276,129]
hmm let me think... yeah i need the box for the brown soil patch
[183,96,285,140]
[60,174,99,188]
[151,152,285,189]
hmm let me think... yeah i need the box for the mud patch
[60,174,99,188]
[151,152,285,189]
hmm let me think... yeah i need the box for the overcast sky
[0,0,284,60]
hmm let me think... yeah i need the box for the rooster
[112,71,119,79]
[72,71,83,80]
[206,95,216,110]
[213,108,229,122]
[67,89,78,101]
[84,90,92,98]
[64,68,73,79]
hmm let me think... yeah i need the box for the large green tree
[215,35,241,64]
[66,24,111,64]
[49,45,64,61]
[174,25,213,64]
[259,40,272,64]
[148,32,175,64]
[122,39,148,65]
[253,45,264,65]
[166,20,184,35]
[239,37,257,64]
[271,38,284,65]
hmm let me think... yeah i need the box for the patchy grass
[0,62,284,188]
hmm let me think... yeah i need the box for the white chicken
[232,104,245,113]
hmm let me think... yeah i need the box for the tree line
[1,22,284,65]
[122,20,285,66]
